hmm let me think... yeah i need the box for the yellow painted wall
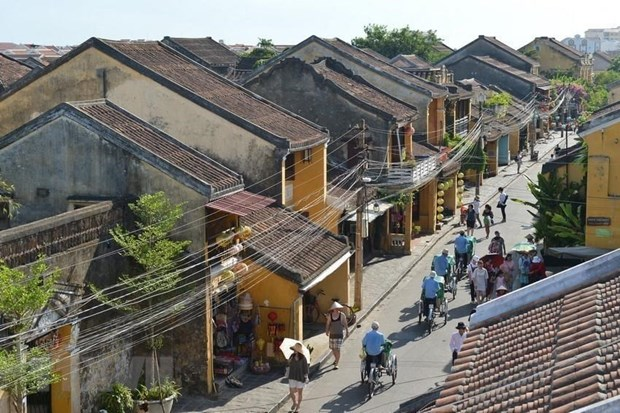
[418,180,438,234]
[428,97,446,146]
[584,126,620,248]
[0,47,279,197]
[0,391,14,413]
[288,145,334,232]
[51,324,73,413]
[509,130,520,156]
[486,140,498,176]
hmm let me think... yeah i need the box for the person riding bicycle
[454,231,469,270]
[421,271,440,319]
[432,248,452,291]
[362,321,385,380]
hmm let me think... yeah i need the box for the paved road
[275,137,568,413]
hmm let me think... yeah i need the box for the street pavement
[174,131,578,413]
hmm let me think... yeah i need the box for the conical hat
[329,301,343,311]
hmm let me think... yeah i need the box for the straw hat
[329,301,343,311]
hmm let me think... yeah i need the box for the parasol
[279,338,311,364]
[479,253,504,268]
[511,242,536,253]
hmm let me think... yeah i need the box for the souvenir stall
[252,303,292,373]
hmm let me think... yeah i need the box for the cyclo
[359,340,397,398]
[418,272,448,333]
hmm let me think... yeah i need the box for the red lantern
[267,311,278,322]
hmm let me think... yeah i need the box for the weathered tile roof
[0,53,31,90]
[162,36,240,67]
[478,35,539,67]
[432,251,620,413]
[310,59,418,122]
[390,54,432,70]
[205,190,275,216]
[70,100,244,197]
[240,206,350,286]
[361,48,390,62]
[579,100,620,134]
[98,39,328,149]
[322,38,448,97]
[474,56,550,87]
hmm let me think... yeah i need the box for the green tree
[0,175,20,218]
[512,172,586,247]
[91,192,190,389]
[241,38,279,68]
[609,55,620,72]
[351,24,445,62]
[0,257,61,413]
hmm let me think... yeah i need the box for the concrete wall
[584,125,620,248]
[0,117,206,250]
[0,47,280,200]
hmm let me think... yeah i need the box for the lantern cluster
[436,182,445,222]
[456,172,465,208]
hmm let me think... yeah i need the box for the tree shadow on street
[318,381,375,412]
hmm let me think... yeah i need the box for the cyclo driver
[421,271,440,319]
[454,231,469,269]
[362,321,385,380]
[433,248,452,290]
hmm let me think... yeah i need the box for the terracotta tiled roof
[240,206,350,286]
[162,36,240,67]
[70,100,244,196]
[310,59,417,122]
[321,38,448,97]
[0,53,31,90]
[432,253,620,413]
[98,39,328,149]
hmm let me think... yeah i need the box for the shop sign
[587,216,611,226]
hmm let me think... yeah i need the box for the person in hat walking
[472,195,483,228]
[497,187,509,222]
[450,322,468,365]
[325,301,349,369]
[287,342,309,413]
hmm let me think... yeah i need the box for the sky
[2,0,619,50]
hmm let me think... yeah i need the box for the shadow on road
[318,381,373,412]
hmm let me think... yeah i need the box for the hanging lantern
[457,172,465,179]
[437,190,445,197]
[267,311,278,322]
[438,183,445,191]
[437,206,444,213]
[238,225,252,240]
[221,270,235,283]
[457,179,464,187]
[216,233,232,249]
[437,214,444,221]
[437,198,445,205]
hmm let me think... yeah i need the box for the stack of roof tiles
[431,273,620,413]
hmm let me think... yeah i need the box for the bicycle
[303,289,324,323]
[360,341,397,399]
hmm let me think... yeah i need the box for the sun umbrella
[511,242,536,253]
[279,338,311,364]
[479,253,504,268]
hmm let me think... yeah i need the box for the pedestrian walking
[450,322,468,365]
[499,253,515,290]
[497,187,509,222]
[325,301,349,369]
[518,251,533,288]
[488,231,506,255]
[465,204,476,236]
[466,255,480,303]
[472,259,489,304]
[287,342,309,413]
[482,205,494,239]
[472,196,483,228]
[515,152,523,174]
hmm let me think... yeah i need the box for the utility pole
[475,94,485,197]
[205,275,216,395]
[354,120,368,311]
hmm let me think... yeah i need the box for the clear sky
[2,0,618,50]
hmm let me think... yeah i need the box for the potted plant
[133,378,181,413]
[99,383,133,413]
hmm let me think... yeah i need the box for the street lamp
[473,92,486,196]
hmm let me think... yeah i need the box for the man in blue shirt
[421,271,440,319]
[454,231,469,267]
[362,321,385,379]
[433,248,451,287]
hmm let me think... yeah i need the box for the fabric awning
[546,246,613,260]
[205,190,275,216]
[345,200,393,223]
[300,251,354,292]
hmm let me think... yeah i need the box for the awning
[300,250,354,292]
[546,246,613,260]
[346,200,393,223]
[205,190,275,216]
